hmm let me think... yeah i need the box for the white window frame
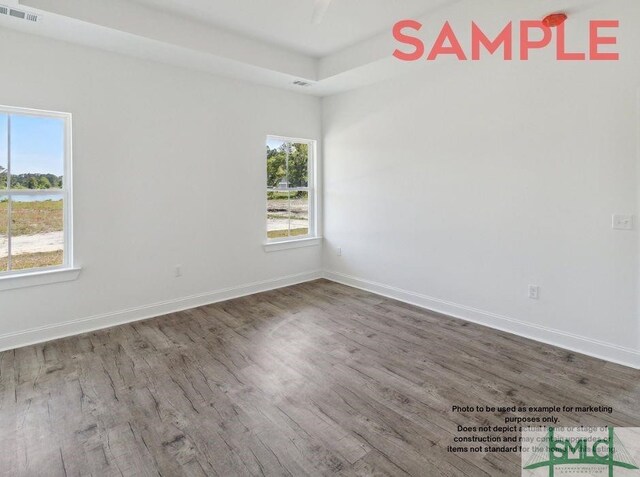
[264,135,321,252]
[0,105,79,291]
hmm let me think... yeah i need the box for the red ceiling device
[542,13,568,27]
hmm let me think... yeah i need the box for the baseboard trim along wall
[2,268,639,370]
[0,270,323,353]
[323,270,640,370]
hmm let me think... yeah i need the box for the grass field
[0,199,64,271]
[0,199,63,236]
[0,250,63,271]
[267,228,309,239]
[267,193,309,239]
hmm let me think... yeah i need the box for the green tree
[27,177,38,189]
[266,143,308,190]
[37,176,51,189]
[267,145,286,188]
[287,143,308,188]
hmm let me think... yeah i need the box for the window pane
[288,143,308,188]
[10,115,64,191]
[267,190,291,239]
[0,115,7,190]
[10,194,64,271]
[267,139,287,189]
[290,191,309,237]
[0,195,7,272]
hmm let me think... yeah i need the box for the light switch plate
[612,214,634,230]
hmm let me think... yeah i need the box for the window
[0,106,72,276]
[266,136,316,243]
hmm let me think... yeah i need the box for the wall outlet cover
[612,214,634,231]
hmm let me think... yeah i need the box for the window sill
[263,237,323,253]
[0,267,82,292]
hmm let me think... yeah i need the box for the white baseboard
[3,268,639,370]
[0,270,323,353]
[323,270,640,370]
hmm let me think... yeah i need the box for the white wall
[323,3,640,366]
[0,28,322,348]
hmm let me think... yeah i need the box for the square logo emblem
[522,427,640,476]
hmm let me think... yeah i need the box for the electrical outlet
[337,247,342,257]
[175,265,183,278]
[612,214,634,230]
[528,285,540,300]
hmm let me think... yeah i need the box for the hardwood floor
[0,279,639,476]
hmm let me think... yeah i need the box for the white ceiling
[127,0,437,57]
[10,0,640,96]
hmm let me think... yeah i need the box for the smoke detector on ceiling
[542,13,568,27]
[0,5,39,22]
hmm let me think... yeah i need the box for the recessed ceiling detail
[6,0,639,97]
[127,0,436,57]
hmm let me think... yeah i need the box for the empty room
[0,0,639,476]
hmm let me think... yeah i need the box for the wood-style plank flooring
[0,279,639,476]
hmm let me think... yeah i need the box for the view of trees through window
[267,138,310,239]
[0,112,66,272]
